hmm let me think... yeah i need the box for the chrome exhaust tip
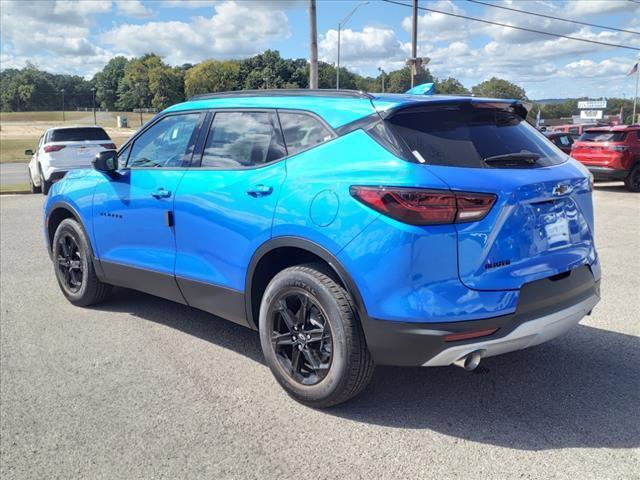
[453,350,484,371]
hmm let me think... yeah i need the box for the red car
[571,125,640,192]
[545,131,574,155]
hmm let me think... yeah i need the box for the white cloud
[402,0,477,42]
[559,0,639,16]
[103,1,290,64]
[319,26,406,65]
[116,0,153,18]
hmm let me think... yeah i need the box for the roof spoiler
[379,98,530,120]
[405,83,435,95]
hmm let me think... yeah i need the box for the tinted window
[579,131,627,142]
[49,128,110,142]
[558,135,572,147]
[389,107,566,168]
[278,112,333,156]
[201,111,285,168]
[568,127,579,134]
[128,114,200,168]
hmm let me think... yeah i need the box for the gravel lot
[1,185,639,480]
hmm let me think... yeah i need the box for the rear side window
[49,128,110,142]
[580,131,627,142]
[278,112,334,156]
[201,111,286,168]
[556,135,572,147]
[389,107,566,168]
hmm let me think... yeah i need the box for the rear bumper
[42,166,69,182]
[361,265,600,367]
[586,166,628,180]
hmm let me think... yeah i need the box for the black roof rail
[189,89,374,101]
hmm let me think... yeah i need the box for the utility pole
[91,87,96,125]
[61,89,65,122]
[309,0,318,89]
[378,67,385,93]
[411,0,418,88]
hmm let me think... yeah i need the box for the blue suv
[44,90,600,407]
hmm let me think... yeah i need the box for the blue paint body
[44,92,599,327]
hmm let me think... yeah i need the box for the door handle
[151,188,171,199]
[246,185,273,198]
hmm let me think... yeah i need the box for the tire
[259,263,374,408]
[624,163,640,192]
[29,171,41,194]
[39,167,51,195]
[52,218,112,307]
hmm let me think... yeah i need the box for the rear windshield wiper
[483,152,540,167]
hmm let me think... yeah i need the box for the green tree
[434,77,469,95]
[149,65,184,109]
[94,56,129,109]
[184,60,241,97]
[385,67,433,93]
[115,54,163,110]
[471,77,527,100]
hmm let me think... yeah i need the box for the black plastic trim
[245,237,369,331]
[363,265,600,366]
[587,166,629,180]
[45,200,105,279]
[100,260,187,305]
[176,276,249,328]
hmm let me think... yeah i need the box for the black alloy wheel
[56,233,84,293]
[270,289,333,386]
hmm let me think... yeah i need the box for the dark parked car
[545,131,574,155]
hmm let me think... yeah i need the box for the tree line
[3,50,634,123]
[1,50,530,113]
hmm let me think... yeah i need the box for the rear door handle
[151,188,171,199]
[247,185,273,197]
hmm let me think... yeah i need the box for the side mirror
[25,149,34,156]
[92,150,118,173]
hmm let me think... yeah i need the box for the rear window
[388,107,566,168]
[49,128,110,142]
[579,131,627,142]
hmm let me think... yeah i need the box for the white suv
[27,126,116,194]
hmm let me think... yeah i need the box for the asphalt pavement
[0,163,29,187]
[1,185,639,479]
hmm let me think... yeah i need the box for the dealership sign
[577,100,607,109]
[580,109,604,120]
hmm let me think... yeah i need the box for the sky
[1,0,639,100]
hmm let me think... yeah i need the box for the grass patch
[1,135,131,163]
[0,138,38,163]
[0,183,30,194]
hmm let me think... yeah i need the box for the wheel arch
[46,202,96,258]
[245,237,368,331]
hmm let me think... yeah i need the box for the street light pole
[336,1,368,90]
[61,89,65,122]
[91,87,96,125]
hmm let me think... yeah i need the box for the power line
[467,0,640,36]
[382,0,640,51]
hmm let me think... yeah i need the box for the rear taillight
[43,145,65,153]
[350,186,496,225]
[607,145,628,152]
[100,143,117,150]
